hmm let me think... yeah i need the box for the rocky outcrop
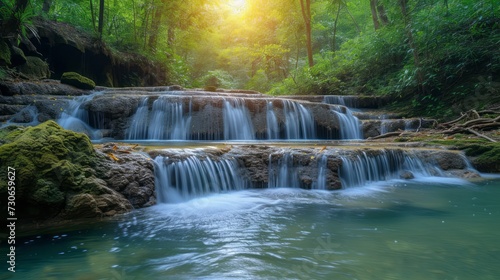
[19,18,168,87]
[0,121,155,223]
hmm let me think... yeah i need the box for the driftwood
[440,109,499,142]
[368,131,402,140]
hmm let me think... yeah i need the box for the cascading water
[57,92,103,139]
[223,98,255,140]
[154,155,248,203]
[127,98,149,139]
[266,102,279,139]
[323,95,358,108]
[268,153,301,188]
[339,149,445,188]
[148,97,191,140]
[2,105,40,127]
[126,96,192,140]
[282,100,316,139]
[331,105,363,139]
[314,154,328,190]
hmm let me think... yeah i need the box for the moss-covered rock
[462,143,500,173]
[61,71,96,90]
[16,56,51,79]
[0,40,11,66]
[0,121,132,221]
[10,46,27,67]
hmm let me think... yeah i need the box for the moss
[16,56,50,79]
[0,121,100,220]
[0,40,11,65]
[61,72,96,90]
[425,138,500,172]
[463,143,500,172]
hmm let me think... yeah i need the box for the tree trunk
[370,0,380,30]
[377,2,389,25]
[98,0,105,38]
[299,0,314,67]
[332,1,341,52]
[90,0,96,32]
[42,0,52,13]
[399,0,425,94]
[148,2,164,51]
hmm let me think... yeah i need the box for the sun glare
[228,0,246,13]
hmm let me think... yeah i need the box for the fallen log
[466,128,497,143]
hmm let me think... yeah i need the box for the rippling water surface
[9,178,500,279]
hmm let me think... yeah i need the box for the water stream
[13,178,500,279]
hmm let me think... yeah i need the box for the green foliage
[0,0,39,45]
[270,0,499,119]
[198,70,237,90]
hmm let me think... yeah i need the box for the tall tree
[148,0,164,51]
[42,0,52,13]
[370,0,380,30]
[399,0,424,94]
[299,0,314,67]
[98,0,104,37]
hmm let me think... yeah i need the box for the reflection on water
[10,178,500,279]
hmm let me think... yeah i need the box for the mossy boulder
[61,71,96,90]
[462,142,500,173]
[0,121,132,221]
[0,40,11,66]
[10,46,27,67]
[16,56,51,79]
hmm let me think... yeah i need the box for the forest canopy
[1,0,499,117]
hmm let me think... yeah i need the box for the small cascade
[268,153,301,188]
[57,92,103,139]
[154,156,248,203]
[3,105,40,127]
[266,102,279,139]
[223,98,255,140]
[282,100,316,139]
[127,96,192,140]
[313,154,328,190]
[339,150,444,188]
[323,95,358,108]
[126,98,149,139]
[148,97,191,140]
[331,105,363,139]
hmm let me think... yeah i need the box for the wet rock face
[0,122,155,222]
[95,143,156,208]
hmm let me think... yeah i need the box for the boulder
[0,121,145,222]
[16,56,51,79]
[0,40,11,66]
[10,46,27,67]
[61,72,96,90]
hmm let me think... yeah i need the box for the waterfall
[127,98,149,139]
[331,105,363,140]
[268,153,301,188]
[148,97,191,140]
[282,100,316,139]
[57,92,103,139]
[2,105,39,127]
[323,95,358,108]
[223,98,255,140]
[339,150,444,188]
[314,154,328,190]
[266,102,279,139]
[154,156,248,203]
